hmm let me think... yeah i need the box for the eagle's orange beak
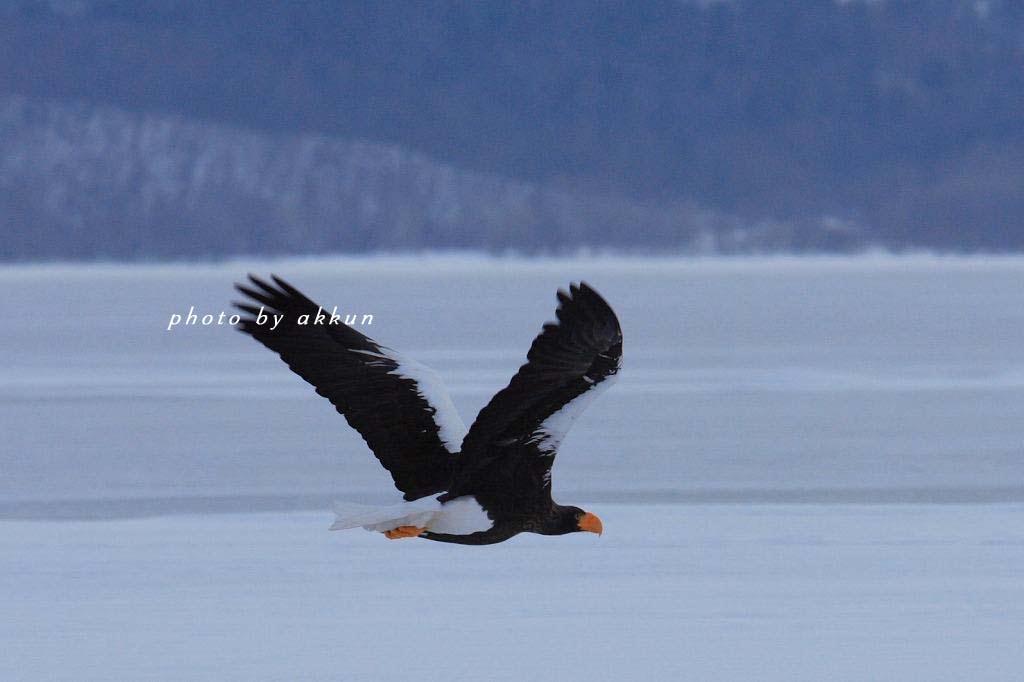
[578,512,603,535]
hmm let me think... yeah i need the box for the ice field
[3,255,1024,680]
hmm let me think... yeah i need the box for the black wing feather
[233,275,463,500]
[448,282,622,500]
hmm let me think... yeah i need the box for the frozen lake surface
[3,255,1024,679]
[4,505,1023,681]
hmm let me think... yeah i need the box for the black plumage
[234,276,622,545]
[234,275,456,500]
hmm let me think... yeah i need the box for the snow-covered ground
[4,505,1023,681]
[3,255,1024,679]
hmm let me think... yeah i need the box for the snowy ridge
[0,94,748,259]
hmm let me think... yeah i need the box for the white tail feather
[329,499,440,532]
[329,496,493,535]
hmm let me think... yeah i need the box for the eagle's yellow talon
[384,526,426,539]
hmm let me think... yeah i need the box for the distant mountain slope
[2,0,1023,256]
[6,95,853,259]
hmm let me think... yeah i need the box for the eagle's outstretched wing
[234,275,466,500]
[448,282,622,500]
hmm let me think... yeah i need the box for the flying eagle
[234,276,622,545]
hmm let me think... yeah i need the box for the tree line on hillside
[1,0,1023,256]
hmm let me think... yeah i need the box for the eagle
[234,275,622,545]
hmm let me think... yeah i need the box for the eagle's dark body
[235,276,622,545]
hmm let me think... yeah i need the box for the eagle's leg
[384,526,427,539]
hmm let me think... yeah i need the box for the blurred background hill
[2,0,1023,259]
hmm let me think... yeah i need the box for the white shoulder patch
[385,352,468,453]
[531,372,619,455]
[352,346,468,453]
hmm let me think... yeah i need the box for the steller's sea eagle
[234,276,622,545]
